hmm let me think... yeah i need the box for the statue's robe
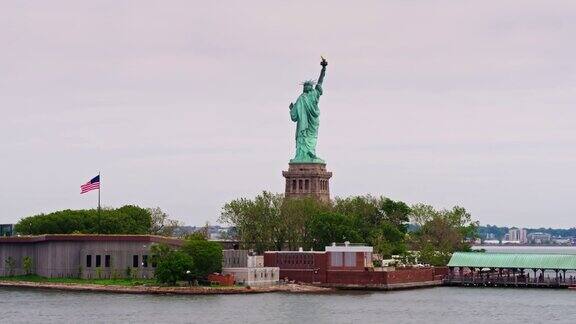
[290,84,323,162]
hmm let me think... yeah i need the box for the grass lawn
[0,274,157,286]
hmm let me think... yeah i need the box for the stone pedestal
[282,163,332,202]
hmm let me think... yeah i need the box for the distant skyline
[1,1,575,228]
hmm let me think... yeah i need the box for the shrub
[154,251,194,285]
[181,238,222,279]
[23,256,33,275]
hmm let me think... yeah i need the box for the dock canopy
[448,252,576,270]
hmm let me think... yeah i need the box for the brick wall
[265,252,327,283]
[207,273,235,286]
[326,270,386,285]
[384,268,435,284]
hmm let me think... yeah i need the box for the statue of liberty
[289,57,328,163]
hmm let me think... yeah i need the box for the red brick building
[265,243,446,288]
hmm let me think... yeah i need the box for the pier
[444,252,576,289]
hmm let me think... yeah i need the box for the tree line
[14,205,182,236]
[220,192,478,266]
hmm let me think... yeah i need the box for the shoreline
[0,280,334,295]
[0,279,444,295]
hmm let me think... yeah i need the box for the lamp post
[186,270,192,286]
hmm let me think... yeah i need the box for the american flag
[80,175,100,194]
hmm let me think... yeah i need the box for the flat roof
[265,251,326,254]
[0,234,183,246]
[448,252,576,270]
[325,245,373,253]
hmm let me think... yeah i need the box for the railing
[444,274,576,287]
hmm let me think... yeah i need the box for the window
[143,255,149,267]
[305,179,309,190]
[292,180,296,191]
[133,255,139,268]
[345,252,357,267]
[95,255,101,267]
[86,255,92,268]
[330,252,343,267]
[299,180,303,190]
[105,255,111,268]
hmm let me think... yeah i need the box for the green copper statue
[289,57,328,163]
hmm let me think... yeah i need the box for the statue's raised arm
[317,56,328,86]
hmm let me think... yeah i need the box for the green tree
[14,205,152,235]
[333,195,410,256]
[220,191,283,253]
[306,212,362,250]
[148,207,183,237]
[409,204,478,266]
[372,222,407,258]
[280,197,330,250]
[23,256,33,275]
[154,250,194,285]
[5,257,16,276]
[149,243,172,268]
[181,237,223,279]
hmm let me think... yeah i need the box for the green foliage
[22,256,33,275]
[181,238,223,278]
[333,195,410,256]
[306,212,362,251]
[219,192,478,266]
[0,274,155,286]
[154,251,194,285]
[152,239,222,284]
[281,197,330,250]
[5,257,16,276]
[149,243,171,268]
[186,231,209,241]
[220,191,284,253]
[409,204,478,266]
[148,207,183,237]
[14,205,152,235]
[95,267,103,279]
[371,222,407,258]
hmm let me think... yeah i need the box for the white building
[519,228,527,244]
[508,228,528,244]
[221,250,279,286]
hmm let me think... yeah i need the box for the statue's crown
[301,80,316,86]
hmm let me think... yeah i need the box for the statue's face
[303,84,313,93]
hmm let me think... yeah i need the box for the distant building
[0,224,14,237]
[509,228,519,241]
[173,225,235,240]
[509,228,528,244]
[552,238,571,245]
[519,228,528,244]
[485,233,496,240]
[527,232,552,244]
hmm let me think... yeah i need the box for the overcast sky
[1,1,575,228]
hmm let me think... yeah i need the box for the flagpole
[98,171,101,211]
